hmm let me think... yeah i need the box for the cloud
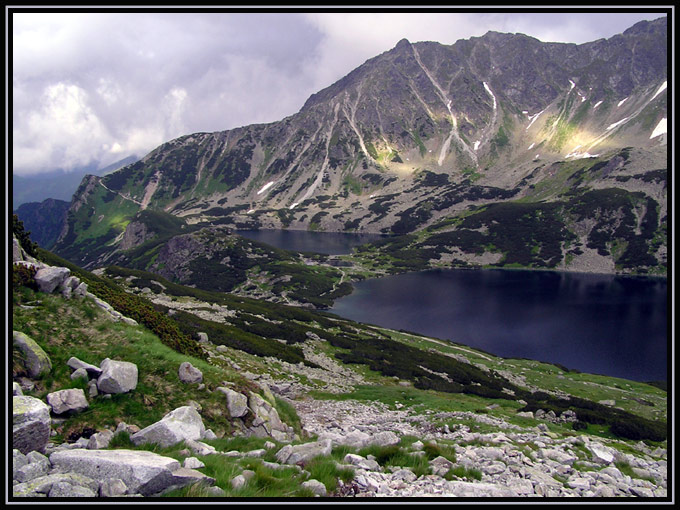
[302,12,479,92]
[292,11,664,97]
[13,82,108,173]
[11,12,327,175]
[485,12,664,44]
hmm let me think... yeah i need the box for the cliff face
[54,18,667,273]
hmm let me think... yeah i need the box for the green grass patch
[358,444,431,477]
[445,465,482,481]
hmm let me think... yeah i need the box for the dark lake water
[236,230,386,255]
[330,269,668,382]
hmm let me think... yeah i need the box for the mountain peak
[623,16,667,36]
[394,38,411,50]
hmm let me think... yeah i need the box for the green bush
[609,420,667,442]
[572,421,588,431]
[13,263,38,290]
[13,214,39,258]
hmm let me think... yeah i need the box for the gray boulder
[13,449,28,472]
[70,368,89,381]
[13,331,52,378]
[178,362,203,384]
[99,478,128,497]
[202,429,217,440]
[60,276,82,299]
[342,430,371,448]
[589,443,616,465]
[13,451,51,483]
[13,396,51,454]
[46,389,89,415]
[343,453,380,471]
[185,439,217,456]
[87,429,114,449]
[247,391,293,441]
[13,236,26,262]
[366,430,400,447]
[183,457,205,469]
[231,470,256,490]
[430,456,455,476]
[13,472,99,498]
[67,356,102,378]
[97,358,138,394]
[34,266,70,293]
[301,479,327,496]
[14,464,46,485]
[392,468,418,483]
[444,480,520,497]
[217,387,248,418]
[538,447,577,465]
[49,449,183,496]
[162,468,216,495]
[48,481,97,497]
[275,439,333,465]
[73,281,89,298]
[130,406,206,448]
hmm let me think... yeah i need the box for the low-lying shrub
[13,263,38,290]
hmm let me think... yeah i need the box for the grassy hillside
[351,184,666,277]
[12,243,668,497]
[20,245,667,443]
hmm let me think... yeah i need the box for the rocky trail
[290,398,667,498]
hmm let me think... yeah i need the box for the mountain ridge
[52,18,667,277]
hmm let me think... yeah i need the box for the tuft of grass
[445,466,482,481]
[615,460,657,483]
[108,430,133,449]
[422,441,457,463]
[273,396,303,438]
[204,436,277,458]
[358,444,431,477]
[330,444,354,461]
[305,456,355,492]
[188,453,241,494]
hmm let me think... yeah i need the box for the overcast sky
[9,8,668,176]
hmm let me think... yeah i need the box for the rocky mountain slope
[52,18,667,275]
[12,155,139,208]
[12,228,668,499]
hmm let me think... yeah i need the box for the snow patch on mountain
[257,181,275,195]
[650,118,667,139]
[651,81,667,100]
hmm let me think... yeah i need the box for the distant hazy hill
[12,155,139,208]
[14,198,70,250]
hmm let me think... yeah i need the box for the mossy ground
[13,287,257,441]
